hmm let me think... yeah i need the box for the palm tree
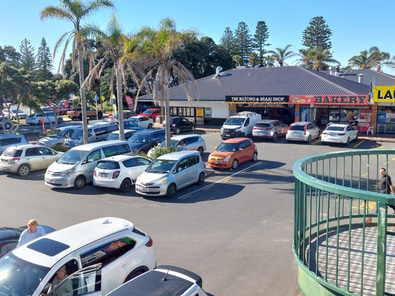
[124,18,198,148]
[297,48,339,70]
[347,47,389,70]
[267,44,296,67]
[40,0,114,144]
[248,52,258,68]
[84,14,127,140]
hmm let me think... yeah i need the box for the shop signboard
[225,95,289,105]
[289,95,369,105]
[373,86,395,102]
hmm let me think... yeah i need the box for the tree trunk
[116,62,125,141]
[78,43,88,144]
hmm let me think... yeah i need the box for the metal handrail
[293,149,395,296]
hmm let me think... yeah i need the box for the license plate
[214,161,219,164]
[99,173,107,177]
[140,187,149,193]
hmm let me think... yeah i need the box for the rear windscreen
[96,161,120,170]
[289,125,304,131]
[255,123,271,128]
[2,149,22,157]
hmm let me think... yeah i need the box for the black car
[0,225,55,257]
[127,129,165,154]
[163,117,195,134]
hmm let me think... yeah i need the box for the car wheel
[355,133,358,141]
[197,172,205,185]
[175,127,180,134]
[191,125,195,132]
[74,176,86,190]
[252,152,258,162]
[321,141,326,145]
[346,137,350,145]
[272,133,278,142]
[120,178,132,192]
[197,146,204,155]
[4,123,10,129]
[148,123,153,129]
[17,164,30,177]
[166,183,177,198]
[232,159,239,169]
[57,118,63,123]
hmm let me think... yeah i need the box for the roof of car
[110,129,138,135]
[290,121,311,126]
[5,144,49,150]
[222,137,251,143]
[70,140,130,151]
[170,134,201,141]
[157,151,200,160]
[107,265,201,296]
[12,217,134,268]
[326,124,350,128]
[99,154,146,162]
[135,129,165,135]
[256,119,279,124]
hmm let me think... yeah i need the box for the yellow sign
[197,108,204,117]
[373,86,395,102]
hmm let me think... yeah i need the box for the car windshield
[0,253,50,296]
[107,133,120,141]
[146,159,177,173]
[67,129,83,140]
[124,121,139,129]
[216,142,239,152]
[129,118,138,123]
[225,117,245,125]
[129,134,147,143]
[48,129,63,138]
[327,126,345,132]
[58,149,88,165]
[143,110,153,114]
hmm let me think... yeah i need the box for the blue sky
[2,0,395,75]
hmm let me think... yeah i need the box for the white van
[221,111,262,139]
[45,140,134,189]
[63,122,119,147]
[0,217,156,296]
[38,125,82,147]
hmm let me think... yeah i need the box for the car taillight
[12,158,20,162]
[172,123,176,126]
[322,132,327,135]
[304,125,307,135]
[338,133,345,136]
[112,171,120,179]
[145,237,153,247]
[94,170,97,177]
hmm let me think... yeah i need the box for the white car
[128,116,154,129]
[2,108,27,120]
[147,134,206,157]
[321,124,358,145]
[286,121,321,143]
[0,217,156,296]
[93,155,151,192]
[26,112,63,125]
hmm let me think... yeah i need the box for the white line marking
[177,161,262,200]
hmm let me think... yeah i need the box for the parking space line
[224,177,233,181]
[312,139,321,145]
[177,161,262,200]
[203,185,215,190]
[353,140,364,148]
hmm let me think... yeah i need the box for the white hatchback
[26,112,63,125]
[286,121,321,143]
[93,155,151,192]
[128,116,154,129]
[321,124,358,145]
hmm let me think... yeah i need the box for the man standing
[379,168,395,212]
[17,219,46,247]
[350,117,359,130]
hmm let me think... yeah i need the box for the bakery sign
[225,95,289,104]
[289,95,369,105]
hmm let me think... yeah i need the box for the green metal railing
[293,149,395,296]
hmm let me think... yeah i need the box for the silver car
[136,151,205,198]
[0,144,63,176]
[252,119,288,141]
[286,121,321,143]
[147,134,206,157]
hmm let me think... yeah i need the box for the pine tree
[234,22,252,66]
[36,37,53,81]
[20,38,36,72]
[302,16,332,50]
[220,27,235,56]
[1,45,21,67]
[252,21,270,67]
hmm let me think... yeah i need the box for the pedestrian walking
[379,168,395,212]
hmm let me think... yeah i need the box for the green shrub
[147,145,178,160]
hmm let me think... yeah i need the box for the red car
[138,108,161,121]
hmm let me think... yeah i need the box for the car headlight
[63,167,76,176]
[136,175,141,183]
[158,177,168,185]
[235,127,241,132]
[224,156,231,162]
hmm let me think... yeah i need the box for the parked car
[321,124,358,145]
[148,134,206,157]
[63,122,119,147]
[45,140,134,189]
[2,109,27,120]
[0,144,64,176]
[221,111,261,139]
[67,106,102,120]
[136,151,205,198]
[163,117,196,134]
[43,106,69,115]
[0,217,156,296]
[0,225,55,258]
[106,265,208,296]
[286,121,321,143]
[37,125,82,147]
[0,135,28,155]
[208,138,258,170]
[26,112,63,125]
[0,117,11,130]
[128,116,154,129]
[127,129,165,155]
[138,108,161,121]
[106,129,141,141]
[252,119,288,141]
[93,155,151,192]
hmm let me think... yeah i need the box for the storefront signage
[225,95,289,104]
[289,95,369,105]
[373,86,395,102]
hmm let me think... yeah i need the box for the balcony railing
[293,149,395,296]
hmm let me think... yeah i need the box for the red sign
[108,113,113,120]
[125,96,134,111]
[289,95,369,105]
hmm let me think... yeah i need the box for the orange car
[208,138,258,169]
